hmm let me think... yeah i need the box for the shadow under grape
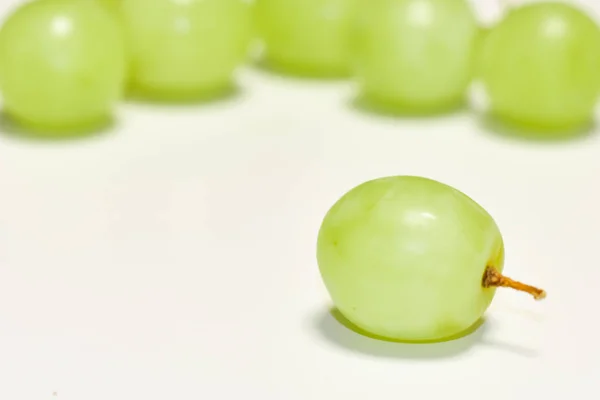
[252,58,351,82]
[0,111,117,143]
[349,94,469,121]
[312,307,538,360]
[124,82,242,107]
[479,112,597,144]
[312,307,485,360]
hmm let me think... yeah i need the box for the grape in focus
[0,0,126,133]
[317,176,545,342]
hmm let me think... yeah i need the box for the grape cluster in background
[0,0,599,138]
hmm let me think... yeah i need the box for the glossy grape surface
[98,0,120,12]
[0,0,126,133]
[480,3,600,133]
[120,0,251,102]
[317,176,504,342]
[255,0,357,77]
[352,0,479,114]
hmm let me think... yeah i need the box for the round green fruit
[255,0,357,78]
[119,0,252,102]
[480,2,600,133]
[317,176,545,342]
[352,0,479,114]
[0,0,126,133]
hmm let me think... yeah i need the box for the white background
[1,0,599,398]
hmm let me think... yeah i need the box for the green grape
[97,0,120,12]
[119,0,251,102]
[352,0,479,114]
[317,176,545,342]
[480,3,600,133]
[0,0,126,134]
[255,0,357,78]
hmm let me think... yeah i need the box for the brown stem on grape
[482,266,546,300]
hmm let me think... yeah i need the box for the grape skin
[255,0,357,78]
[0,0,126,133]
[352,0,479,114]
[119,0,252,102]
[317,176,504,342]
[97,0,120,12]
[480,2,600,133]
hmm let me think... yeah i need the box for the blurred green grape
[255,0,357,78]
[352,0,479,114]
[0,0,126,134]
[97,0,120,12]
[480,2,600,133]
[120,0,252,102]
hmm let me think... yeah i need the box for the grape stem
[482,266,546,300]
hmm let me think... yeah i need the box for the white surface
[1,1,600,399]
